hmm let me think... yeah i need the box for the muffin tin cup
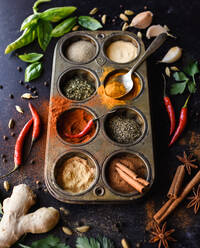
[102,150,151,197]
[45,30,155,203]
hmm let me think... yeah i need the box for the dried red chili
[162,74,176,136]
[0,119,33,178]
[29,103,41,142]
[65,119,94,138]
[169,95,190,147]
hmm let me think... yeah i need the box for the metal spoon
[104,33,168,99]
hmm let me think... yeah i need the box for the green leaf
[19,245,31,248]
[18,53,43,63]
[98,237,115,248]
[184,61,200,76]
[33,0,51,13]
[25,62,43,82]
[40,7,77,22]
[170,82,187,95]
[37,20,52,51]
[188,81,196,93]
[51,17,76,37]
[5,27,37,54]
[173,72,189,82]
[78,16,102,30]
[20,14,40,31]
[76,237,95,248]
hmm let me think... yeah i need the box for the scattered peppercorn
[3,136,8,141]
[3,158,7,163]
[11,132,15,137]
[33,90,38,95]
[9,94,14,99]
[0,85,3,89]
[1,154,6,159]
[25,84,30,89]
[19,80,24,85]
[17,66,22,72]
[30,159,35,164]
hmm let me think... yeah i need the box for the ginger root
[0,184,60,248]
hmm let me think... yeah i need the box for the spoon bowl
[103,33,168,99]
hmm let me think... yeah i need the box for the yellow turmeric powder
[105,80,126,98]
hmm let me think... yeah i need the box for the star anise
[149,221,176,248]
[176,151,197,175]
[187,184,200,214]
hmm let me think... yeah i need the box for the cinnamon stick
[116,167,145,193]
[116,162,149,186]
[167,165,185,199]
[154,170,200,224]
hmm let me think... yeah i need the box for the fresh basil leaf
[19,53,43,63]
[184,61,199,76]
[98,236,115,248]
[25,62,43,82]
[33,0,51,13]
[40,7,77,22]
[188,81,196,93]
[20,14,40,31]
[37,20,52,51]
[170,82,187,95]
[5,27,37,54]
[76,237,94,248]
[173,72,189,82]
[78,16,102,30]
[51,17,76,37]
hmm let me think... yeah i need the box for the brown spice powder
[107,153,147,194]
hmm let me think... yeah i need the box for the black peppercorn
[11,132,15,137]
[9,94,14,99]
[17,66,22,72]
[3,136,8,141]
[0,85,3,89]
[3,158,7,163]
[44,81,49,87]
[19,80,24,85]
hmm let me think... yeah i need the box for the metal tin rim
[102,105,147,147]
[51,149,100,197]
[59,32,100,65]
[56,105,100,146]
[102,149,151,197]
[57,66,100,103]
[102,32,141,65]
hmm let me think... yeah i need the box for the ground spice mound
[56,156,95,193]
[98,67,141,109]
[107,153,147,194]
[57,108,96,144]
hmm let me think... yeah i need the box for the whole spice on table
[65,40,96,63]
[0,119,33,179]
[106,111,142,144]
[187,184,200,214]
[169,95,190,146]
[106,40,138,63]
[149,222,176,248]
[98,68,142,109]
[162,74,175,136]
[56,156,96,194]
[107,153,147,194]
[57,108,96,144]
[176,151,198,175]
[29,103,41,143]
[61,76,95,100]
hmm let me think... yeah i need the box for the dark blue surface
[0,0,200,247]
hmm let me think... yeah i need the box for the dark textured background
[0,0,200,247]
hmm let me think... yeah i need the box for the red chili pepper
[0,119,33,179]
[65,119,94,138]
[169,95,190,147]
[163,74,176,136]
[29,103,41,142]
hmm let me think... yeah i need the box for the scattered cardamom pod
[124,10,134,15]
[170,66,179,71]
[101,14,107,25]
[8,119,15,129]
[15,105,24,114]
[122,22,129,31]
[89,8,98,15]
[137,31,142,39]
[21,93,38,99]
[119,13,129,22]
[62,226,73,236]
[76,225,90,233]
[3,181,10,192]
[165,67,171,77]
[59,207,70,215]
[121,238,129,248]
[72,25,79,31]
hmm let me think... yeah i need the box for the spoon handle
[129,33,168,74]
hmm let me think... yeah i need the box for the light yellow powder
[57,156,95,193]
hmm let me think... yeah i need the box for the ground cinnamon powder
[98,67,142,109]
[57,108,96,144]
[106,153,147,194]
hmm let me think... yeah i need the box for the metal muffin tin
[45,31,155,203]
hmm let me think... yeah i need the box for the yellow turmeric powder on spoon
[105,80,126,98]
